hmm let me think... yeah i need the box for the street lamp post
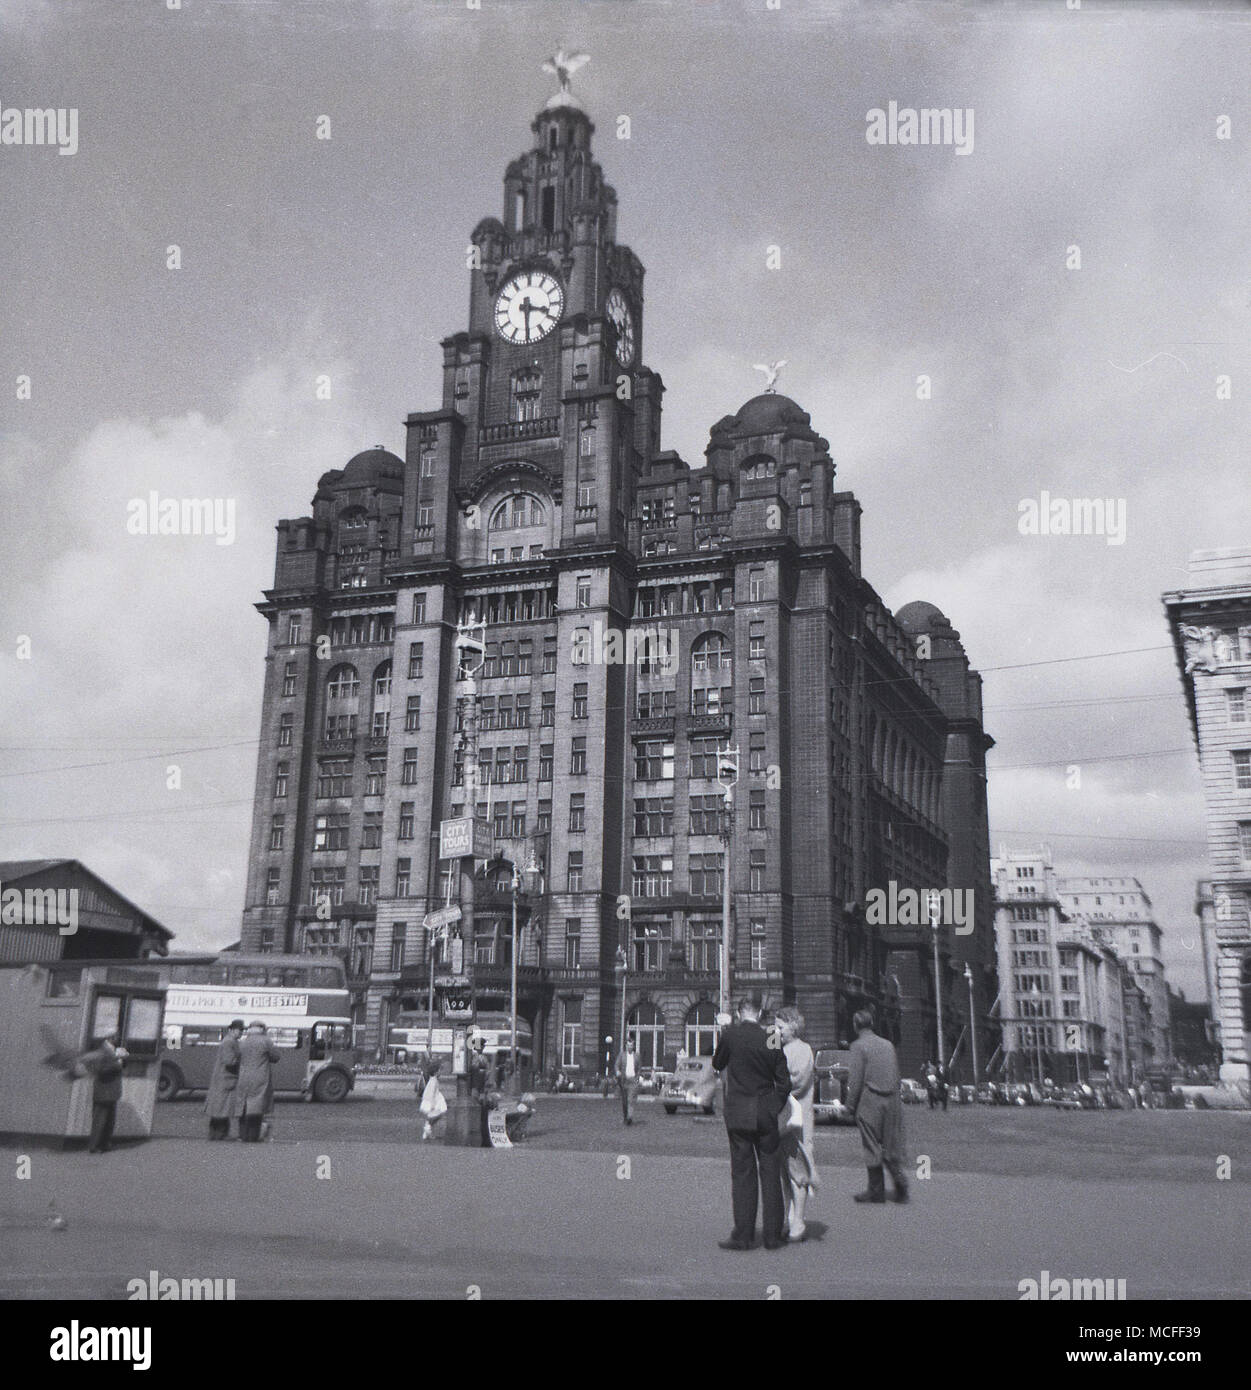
[503,847,543,1089]
[964,962,979,1084]
[615,946,628,1062]
[929,894,945,1069]
[718,746,740,1018]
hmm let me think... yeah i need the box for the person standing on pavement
[235,1021,279,1143]
[419,1059,448,1140]
[76,1031,128,1154]
[615,1036,640,1125]
[205,1019,244,1141]
[775,1006,819,1242]
[847,1010,909,1205]
[711,992,793,1251]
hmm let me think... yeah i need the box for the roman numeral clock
[493,270,565,344]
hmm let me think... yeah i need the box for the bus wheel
[313,1069,350,1103]
[157,1063,183,1102]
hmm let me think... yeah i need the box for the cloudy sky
[3,0,1249,1000]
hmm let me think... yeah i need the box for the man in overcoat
[204,1019,244,1140]
[235,1021,279,1142]
[846,1009,909,1204]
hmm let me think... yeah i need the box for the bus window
[207,965,229,984]
[280,968,307,988]
[230,966,269,986]
[311,1022,352,1059]
[270,1028,301,1049]
[309,966,341,989]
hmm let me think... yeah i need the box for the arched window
[371,661,391,737]
[685,1000,719,1058]
[691,631,733,675]
[339,506,367,531]
[742,454,777,481]
[327,664,359,700]
[489,494,546,531]
[628,1001,666,1070]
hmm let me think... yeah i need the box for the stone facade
[1163,549,1251,1087]
[238,93,996,1078]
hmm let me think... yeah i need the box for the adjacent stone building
[1163,549,1251,1088]
[238,86,996,1076]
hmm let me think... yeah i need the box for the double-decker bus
[387,1010,532,1075]
[155,952,356,1103]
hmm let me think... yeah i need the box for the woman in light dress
[776,1006,820,1241]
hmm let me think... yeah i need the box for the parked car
[900,1078,928,1104]
[661,1055,717,1116]
[813,1049,855,1124]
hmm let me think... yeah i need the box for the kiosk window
[125,997,163,1051]
[91,993,122,1040]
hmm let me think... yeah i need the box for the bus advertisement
[388,1011,532,1074]
[156,953,357,1103]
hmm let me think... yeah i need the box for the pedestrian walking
[76,1032,128,1154]
[615,1036,640,1125]
[204,1019,244,1141]
[711,992,793,1251]
[235,1021,279,1143]
[775,1006,819,1242]
[847,1010,909,1205]
[419,1059,448,1140]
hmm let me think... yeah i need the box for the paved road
[2,1100,1247,1299]
[3,1136,1247,1300]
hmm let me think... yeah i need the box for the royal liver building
[239,70,997,1080]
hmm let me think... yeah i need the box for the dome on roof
[732,393,809,434]
[342,446,403,482]
[896,601,955,636]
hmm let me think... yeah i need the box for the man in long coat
[235,1021,279,1142]
[204,1019,244,1140]
[846,1009,909,1204]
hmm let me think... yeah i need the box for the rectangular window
[287,617,302,645]
[365,756,386,796]
[395,858,411,898]
[358,865,379,906]
[362,812,382,849]
[513,745,528,783]
[689,852,724,897]
[749,677,766,715]
[749,789,766,830]
[572,683,588,720]
[561,998,583,1065]
[749,732,766,773]
[567,852,583,893]
[689,793,724,836]
[309,866,346,907]
[749,568,765,602]
[636,689,676,718]
[542,636,557,674]
[541,690,556,726]
[749,849,766,893]
[570,737,587,775]
[749,622,765,661]
[569,793,586,832]
[274,763,289,798]
[269,814,285,851]
[632,855,673,898]
[402,748,419,785]
[324,713,358,741]
[518,640,533,676]
[515,693,531,727]
[635,739,675,781]
[688,920,720,973]
[390,924,407,972]
[689,737,728,780]
[750,939,766,971]
[510,801,527,838]
[1228,688,1247,724]
[398,802,415,840]
[631,918,671,972]
[403,694,420,733]
[312,813,350,851]
[564,921,582,969]
[576,576,591,609]
[537,799,552,833]
[1235,750,1251,791]
[494,803,509,840]
[633,796,674,837]
[282,661,298,697]
[539,745,554,781]
[278,713,293,747]
[1239,822,1251,860]
[412,592,427,624]
[408,642,424,679]
[316,759,352,798]
[266,867,281,905]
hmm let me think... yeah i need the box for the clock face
[605,287,636,366]
[494,270,565,345]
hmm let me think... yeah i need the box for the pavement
[3,1107,1249,1299]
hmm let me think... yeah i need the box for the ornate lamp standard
[964,962,980,1084]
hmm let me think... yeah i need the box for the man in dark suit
[711,992,793,1250]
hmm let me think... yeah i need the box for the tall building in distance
[1057,876,1171,1064]
[992,849,1154,1085]
[1164,549,1251,1089]
[238,79,996,1077]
